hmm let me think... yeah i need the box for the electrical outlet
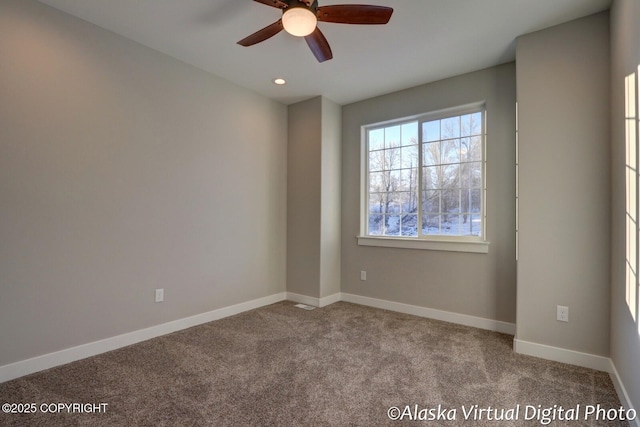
[360,270,367,281]
[155,288,164,303]
[557,305,569,322]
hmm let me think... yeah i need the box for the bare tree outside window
[368,123,419,236]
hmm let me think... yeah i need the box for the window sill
[356,236,490,253]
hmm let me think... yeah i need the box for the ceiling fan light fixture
[282,7,317,37]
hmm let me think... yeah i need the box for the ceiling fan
[237,0,393,63]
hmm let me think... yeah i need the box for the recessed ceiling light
[273,78,286,85]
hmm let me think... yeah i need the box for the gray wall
[610,0,640,410]
[515,12,610,356]
[320,99,342,299]
[0,0,287,366]
[287,96,341,300]
[288,98,322,298]
[341,64,517,323]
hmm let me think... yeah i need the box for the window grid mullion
[483,111,488,240]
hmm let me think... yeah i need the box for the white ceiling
[37,0,612,105]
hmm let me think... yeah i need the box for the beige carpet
[0,301,629,426]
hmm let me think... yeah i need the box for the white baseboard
[285,291,341,308]
[319,292,341,307]
[341,293,516,335]
[609,360,640,427]
[513,338,612,372]
[286,292,321,307]
[286,291,516,335]
[0,292,287,384]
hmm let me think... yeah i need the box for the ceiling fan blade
[253,0,288,9]
[237,19,284,47]
[316,5,393,24]
[305,27,333,63]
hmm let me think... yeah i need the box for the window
[359,104,488,253]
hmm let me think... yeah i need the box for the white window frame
[357,102,490,253]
